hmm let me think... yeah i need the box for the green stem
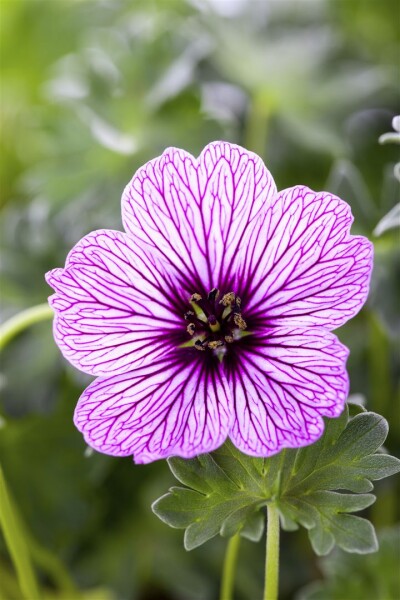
[244,90,271,158]
[263,503,280,600]
[219,533,241,600]
[0,304,53,351]
[0,465,41,600]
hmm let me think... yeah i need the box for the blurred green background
[0,0,399,598]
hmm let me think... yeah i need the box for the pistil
[208,315,221,332]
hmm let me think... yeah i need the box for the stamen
[221,306,232,320]
[207,288,219,302]
[190,293,202,302]
[189,296,207,321]
[233,314,247,330]
[208,340,223,349]
[220,292,235,306]
[184,288,249,355]
[216,346,227,362]
[233,300,242,314]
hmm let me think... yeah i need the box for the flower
[46,142,373,463]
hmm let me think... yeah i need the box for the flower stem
[0,303,53,351]
[0,465,41,599]
[263,503,280,600]
[219,533,241,600]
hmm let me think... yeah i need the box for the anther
[207,288,219,302]
[190,293,202,303]
[224,335,234,343]
[187,323,195,335]
[233,314,247,330]
[194,339,206,351]
[208,340,223,349]
[184,311,195,320]
[220,292,235,306]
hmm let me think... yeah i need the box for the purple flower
[46,142,373,464]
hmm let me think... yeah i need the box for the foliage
[297,525,400,600]
[153,405,400,554]
[0,1,399,599]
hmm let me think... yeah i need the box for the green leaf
[378,132,400,145]
[297,525,400,600]
[373,203,400,237]
[283,492,378,555]
[152,406,400,554]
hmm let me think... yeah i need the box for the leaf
[378,115,400,144]
[297,525,400,599]
[373,203,400,237]
[378,132,400,145]
[282,492,377,555]
[152,405,400,554]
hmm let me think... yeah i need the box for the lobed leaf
[297,525,400,599]
[152,404,400,554]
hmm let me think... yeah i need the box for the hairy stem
[263,503,280,600]
[0,303,53,350]
[220,533,241,600]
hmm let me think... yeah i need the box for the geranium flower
[46,142,373,463]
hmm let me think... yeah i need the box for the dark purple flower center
[184,288,247,356]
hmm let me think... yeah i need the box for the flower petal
[228,328,349,456]
[237,186,373,330]
[45,229,184,376]
[74,355,231,463]
[122,141,276,291]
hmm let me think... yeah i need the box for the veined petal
[74,354,231,463]
[237,186,373,330]
[228,328,349,456]
[46,229,184,376]
[122,141,276,291]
